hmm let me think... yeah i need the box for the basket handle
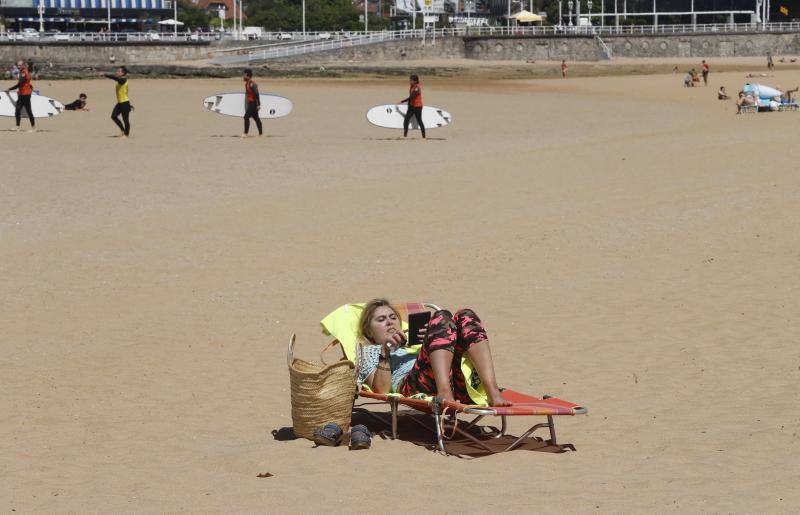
[320,340,341,365]
[287,334,296,369]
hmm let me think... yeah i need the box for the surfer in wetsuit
[6,59,35,132]
[243,68,262,137]
[399,74,425,139]
[104,66,131,138]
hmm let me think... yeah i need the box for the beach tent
[511,10,543,23]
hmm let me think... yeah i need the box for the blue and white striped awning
[17,16,155,22]
[35,0,166,9]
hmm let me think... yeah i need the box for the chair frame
[326,302,587,456]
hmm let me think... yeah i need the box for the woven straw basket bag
[287,334,357,440]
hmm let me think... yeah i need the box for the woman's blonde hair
[358,298,401,343]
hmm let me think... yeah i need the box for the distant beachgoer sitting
[691,69,700,85]
[684,72,693,87]
[736,91,756,114]
[718,86,730,100]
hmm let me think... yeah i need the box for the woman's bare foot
[487,388,512,407]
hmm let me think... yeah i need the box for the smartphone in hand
[407,311,432,346]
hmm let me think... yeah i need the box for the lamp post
[302,0,306,36]
[218,6,225,33]
[37,0,44,32]
[587,0,592,27]
[173,0,178,37]
[568,0,573,26]
[365,0,368,32]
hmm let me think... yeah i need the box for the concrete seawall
[465,31,800,60]
[270,31,800,63]
[2,31,799,67]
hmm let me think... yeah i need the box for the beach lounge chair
[740,103,758,114]
[315,302,588,455]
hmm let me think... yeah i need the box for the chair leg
[547,415,557,446]
[433,413,446,453]
[390,397,398,440]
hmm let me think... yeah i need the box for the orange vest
[410,83,423,108]
[19,69,32,96]
[245,80,256,102]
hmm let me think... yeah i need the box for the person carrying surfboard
[6,59,35,132]
[399,74,425,139]
[243,69,262,138]
[103,66,132,138]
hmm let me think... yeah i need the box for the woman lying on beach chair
[318,300,586,454]
[356,298,510,407]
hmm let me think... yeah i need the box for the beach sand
[1,67,799,512]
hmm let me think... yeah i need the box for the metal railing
[0,30,221,43]
[3,21,800,49]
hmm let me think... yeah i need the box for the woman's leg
[452,309,511,407]
[400,310,458,401]
[401,309,511,406]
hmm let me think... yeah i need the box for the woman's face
[368,305,401,344]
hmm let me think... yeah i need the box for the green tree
[178,0,211,30]
[246,0,389,31]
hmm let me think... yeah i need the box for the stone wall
[269,37,466,64]
[2,30,800,67]
[0,41,214,65]
[603,32,800,58]
[464,31,800,61]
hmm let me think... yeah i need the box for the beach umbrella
[158,19,184,26]
[511,10,543,22]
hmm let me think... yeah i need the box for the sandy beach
[1,65,799,512]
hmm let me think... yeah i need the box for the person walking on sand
[561,59,568,78]
[702,60,710,86]
[242,68,262,138]
[400,74,425,139]
[6,59,36,132]
[103,66,131,138]
[767,51,774,70]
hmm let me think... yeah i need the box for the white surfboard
[366,104,452,130]
[202,93,293,119]
[745,83,783,99]
[0,91,64,118]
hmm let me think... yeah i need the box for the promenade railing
[2,21,800,47]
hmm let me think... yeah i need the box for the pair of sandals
[312,422,371,450]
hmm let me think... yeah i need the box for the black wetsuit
[8,70,35,128]
[64,99,86,111]
[244,79,262,136]
[105,73,131,136]
[400,85,425,138]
